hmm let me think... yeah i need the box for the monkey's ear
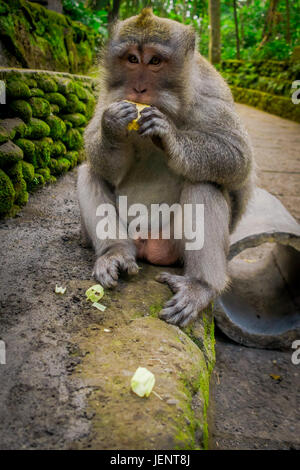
[184,25,196,54]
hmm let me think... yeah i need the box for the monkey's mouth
[125,95,153,106]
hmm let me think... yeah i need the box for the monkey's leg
[157,182,230,327]
[77,163,139,288]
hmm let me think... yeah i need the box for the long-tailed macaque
[78,8,254,327]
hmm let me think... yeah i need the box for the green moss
[25,78,37,88]
[63,93,81,113]
[37,167,51,182]
[6,160,22,186]
[50,104,60,114]
[37,77,58,93]
[54,157,71,175]
[56,78,75,94]
[9,100,32,123]
[29,97,51,118]
[62,128,84,150]
[85,94,96,120]
[51,140,66,157]
[30,88,45,97]
[231,86,300,123]
[26,118,50,139]
[44,92,67,108]
[33,137,53,168]
[74,82,89,101]
[149,302,163,317]
[45,115,66,140]
[21,161,35,183]
[0,124,9,144]
[65,150,78,168]
[27,173,45,192]
[61,113,87,128]
[15,138,36,166]
[77,100,87,114]
[0,168,15,215]
[77,149,86,163]
[48,157,58,174]
[15,178,29,206]
[0,141,23,167]
[0,118,27,142]
[14,119,27,138]
[6,80,31,99]
[49,175,57,184]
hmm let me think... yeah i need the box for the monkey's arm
[84,100,137,184]
[139,101,253,190]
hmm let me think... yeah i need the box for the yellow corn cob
[126,101,150,131]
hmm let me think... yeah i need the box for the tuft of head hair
[107,10,196,63]
[135,7,154,27]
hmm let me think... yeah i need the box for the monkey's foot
[156,272,215,327]
[93,249,139,288]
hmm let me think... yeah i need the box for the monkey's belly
[115,148,182,209]
[134,237,180,266]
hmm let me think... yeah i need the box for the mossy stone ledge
[0,69,98,218]
[219,59,300,122]
[0,0,102,73]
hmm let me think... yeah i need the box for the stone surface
[214,187,300,349]
[0,169,214,450]
[211,103,300,450]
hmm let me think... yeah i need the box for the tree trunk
[233,0,240,59]
[286,0,291,44]
[108,0,122,23]
[259,0,280,49]
[208,0,221,64]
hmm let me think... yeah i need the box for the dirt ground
[210,104,300,450]
[0,103,299,450]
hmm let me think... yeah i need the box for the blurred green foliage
[62,0,300,60]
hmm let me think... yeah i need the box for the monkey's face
[120,44,168,104]
[107,42,184,117]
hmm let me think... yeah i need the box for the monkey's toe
[93,257,119,288]
[157,274,215,327]
[93,253,139,288]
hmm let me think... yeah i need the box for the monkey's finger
[139,125,163,138]
[155,272,181,293]
[93,265,118,289]
[138,114,165,126]
[164,294,181,308]
[138,117,163,131]
[140,107,162,118]
[118,110,138,121]
[118,257,139,275]
[179,304,200,327]
[116,101,137,110]
[169,304,194,326]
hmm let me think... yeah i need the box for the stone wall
[0,0,101,72]
[219,59,300,122]
[0,69,97,218]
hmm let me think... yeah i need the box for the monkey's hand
[102,101,138,141]
[93,246,139,288]
[156,273,215,327]
[138,107,172,143]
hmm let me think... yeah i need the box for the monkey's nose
[133,87,147,94]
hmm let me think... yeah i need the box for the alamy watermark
[291,80,300,105]
[291,340,300,365]
[0,80,5,104]
[0,340,6,365]
[95,197,204,250]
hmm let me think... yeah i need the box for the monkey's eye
[149,56,161,66]
[128,54,139,64]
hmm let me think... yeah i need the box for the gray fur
[78,12,254,326]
